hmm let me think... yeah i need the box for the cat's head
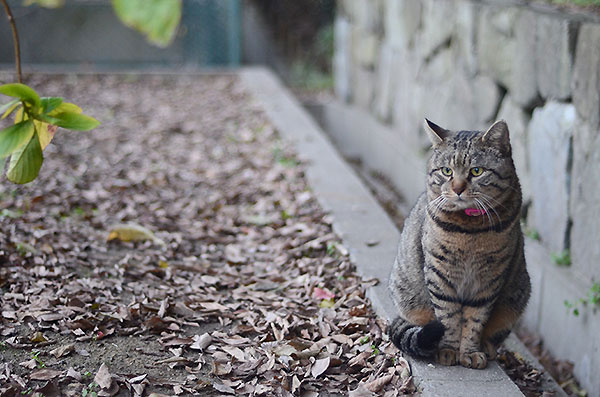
[424,119,520,213]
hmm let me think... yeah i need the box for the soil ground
[0,73,412,396]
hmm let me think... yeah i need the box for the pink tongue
[465,208,486,217]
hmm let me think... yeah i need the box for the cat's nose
[452,180,467,196]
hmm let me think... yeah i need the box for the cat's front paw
[460,351,488,369]
[436,348,458,366]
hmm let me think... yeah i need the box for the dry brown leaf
[348,350,372,367]
[50,343,75,358]
[222,345,246,361]
[19,359,37,369]
[311,356,330,378]
[190,333,212,350]
[29,369,63,381]
[348,385,377,397]
[364,374,394,392]
[94,363,112,389]
[29,331,47,343]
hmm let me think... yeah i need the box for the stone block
[454,0,478,76]
[415,0,456,61]
[497,95,531,203]
[528,101,575,252]
[472,74,501,124]
[351,66,375,110]
[570,120,600,280]
[374,43,399,122]
[510,9,538,107]
[383,0,422,50]
[341,0,382,33]
[477,6,518,89]
[334,16,352,102]
[572,23,600,128]
[351,28,379,68]
[537,262,600,397]
[535,14,574,100]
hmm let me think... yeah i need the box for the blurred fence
[0,0,241,68]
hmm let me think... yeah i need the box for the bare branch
[1,0,23,83]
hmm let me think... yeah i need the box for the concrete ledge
[240,67,524,397]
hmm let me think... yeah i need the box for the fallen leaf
[128,374,148,383]
[311,356,330,378]
[313,287,335,300]
[19,359,37,369]
[348,385,377,397]
[94,363,112,389]
[364,374,393,392]
[213,383,236,394]
[190,333,212,350]
[107,223,165,245]
[29,369,63,380]
[29,331,47,343]
[50,343,75,358]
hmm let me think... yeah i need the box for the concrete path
[241,67,524,396]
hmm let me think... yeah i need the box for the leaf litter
[0,73,413,396]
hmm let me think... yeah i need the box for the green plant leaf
[41,97,63,114]
[0,99,21,119]
[47,102,82,116]
[0,83,41,110]
[0,120,34,158]
[112,0,182,47]
[23,0,65,7]
[49,111,100,131]
[6,133,43,184]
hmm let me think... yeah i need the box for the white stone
[383,0,422,50]
[510,9,539,107]
[351,30,379,68]
[334,16,352,102]
[497,95,531,203]
[374,43,399,122]
[535,14,572,100]
[415,0,456,60]
[477,7,518,89]
[454,0,478,76]
[570,120,600,280]
[528,101,575,252]
[352,66,375,110]
[572,23,600,128]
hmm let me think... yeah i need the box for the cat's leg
[482,268,530,359]
[431,302,462,366]
[459,306,491,369]
[481,305,521,360]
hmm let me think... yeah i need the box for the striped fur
[388,120,530,369]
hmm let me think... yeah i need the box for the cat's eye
[441,167,453,176]
[470,167,484,176]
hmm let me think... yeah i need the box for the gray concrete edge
[240,67,524,397]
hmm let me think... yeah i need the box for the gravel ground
[0,73,413,396]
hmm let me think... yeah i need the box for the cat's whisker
[475,195,502,225]
[427,195,446,218]
[474,192,508,212]
[474,197,495,228]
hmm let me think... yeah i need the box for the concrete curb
[240,67,524,397]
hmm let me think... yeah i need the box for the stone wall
[335,0,600,281]
[334,0,600,393]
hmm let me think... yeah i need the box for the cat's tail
[388,317,445,358]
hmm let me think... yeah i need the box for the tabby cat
[387,119,530,369]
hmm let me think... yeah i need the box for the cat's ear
[424,119,449,145]
[482,120,511,153]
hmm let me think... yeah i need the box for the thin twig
[1,0,23,83]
